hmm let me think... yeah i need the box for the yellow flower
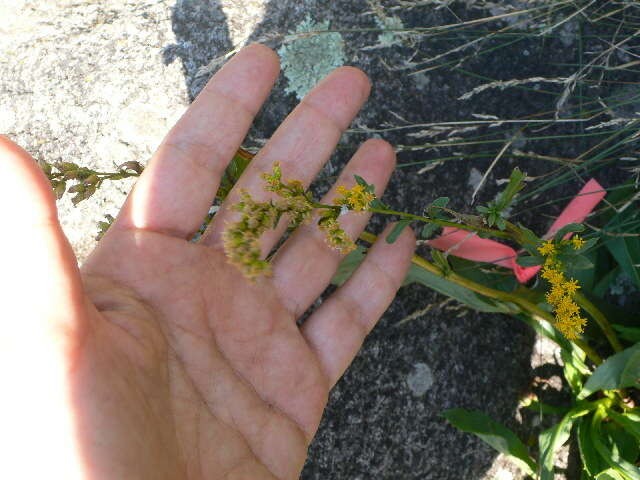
[318,218,356,254]
[562,279,580,295]
[538,240,556,256]
[555,314,587,340]
[545,284,565,305]
[571,235,586,250]
[334,184,376,212]
[541,265,564,285]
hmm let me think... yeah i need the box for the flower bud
[83,174,100,186]
[38,160,52,176]
[118,161,144,174]
[60,162,79,172]
[54,181,67,199]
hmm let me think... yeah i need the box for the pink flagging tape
[427,179,606,283]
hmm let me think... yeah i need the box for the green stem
[311,203,521,243]
[359,231,603,365]
[574,292,623,353]
[368,207,514,240]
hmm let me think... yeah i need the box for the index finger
[112,44,280,239]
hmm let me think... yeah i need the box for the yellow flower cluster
[537,237,587,339]
[223,192,278,279]
[318,217,356,254]
[224,163,356,279]
[334,184,376,212]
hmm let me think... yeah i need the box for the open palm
[1,45,414,479]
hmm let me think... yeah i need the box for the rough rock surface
[1,1,574,478]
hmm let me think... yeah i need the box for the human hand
[0,44,415,479]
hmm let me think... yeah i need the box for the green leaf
[331,246,366,286]
[558,253,594,271]
[575,238,599,254]
[404,264,515,313]
[369,198,388,210]
[431,250,450,274]
[605,236,640,289]
[516,255,544,267]
[596,469,627,480]
[386,220,412,244]
[607,410,640,442]
[515,313,575,355]
[578,344,640,399]
[353,174,367,186]
[448,256,518,294]
[216,149,252,201]
[443,409,536,475]
[520,396,570,416]
[421,223,440,240]
[561,348,585,393]
[520,225,541,245]
[579,417,608,477]
[554,223,586,241]
[603,420,640,464]
[496,167,526,210]
[591,407,640,480]
[612,325,640,344]
[539,407,591,480]
[426,196,449,214]
[354,174,375,193]
[594,267,622,299]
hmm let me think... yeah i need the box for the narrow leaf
[605,236,640,289]
[539,406,592,480]
[421,223,440,239]
[443,409,536,475]
[561,348,584,393]
[612,325,640,344]
[331,247,366,286]
[405,265,514,313]
[578,417,608,477]
[516,255,544,267]
[591,407,640,480]
[607,410,640,442]
[596,469,627,480]
[386,220,412,244]
[554,223,585,241]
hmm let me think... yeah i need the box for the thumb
[0,135,85,351]
[0,135,88,478]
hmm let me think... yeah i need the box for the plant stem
[311,203,520,242]
[359,231,603,365]
[574,292,623,353]
[368,207,514,240]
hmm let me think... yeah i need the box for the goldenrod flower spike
[537,238,587,339]
[224,163,357,279]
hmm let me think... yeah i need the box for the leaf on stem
[443,408,536,476]
[386,219,412,244]
[554,223,585,241]
[578,344,640,399]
